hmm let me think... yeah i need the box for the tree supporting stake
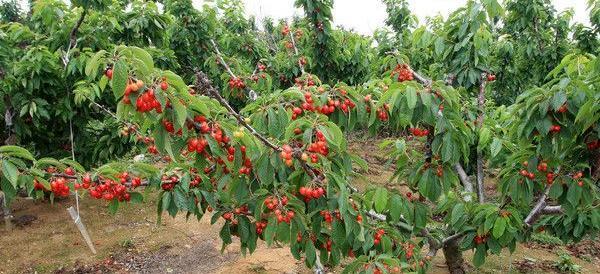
[67,206,96,254]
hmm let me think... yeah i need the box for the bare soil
[1,137,599,274]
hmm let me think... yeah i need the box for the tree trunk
[475,74,486,203]
[476,152,485,203]
[3,95,16,145]
[443,238,466,274]
[591,150,600,181]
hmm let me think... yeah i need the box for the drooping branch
[196,71,280,152]
[365,209,466,258]
[195,71,326,186]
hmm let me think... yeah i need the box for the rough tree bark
[443,238,466,274]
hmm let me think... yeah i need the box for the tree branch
[209,39,258,100]
[196,71,280,152]
[288,27,305,74]
[68,9,87,51]
[541,205,562,215]
[195,71,326,185]
[454,163,473,202]
[524,184,552,227]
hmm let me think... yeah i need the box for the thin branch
[68,9,87,51]
[209,39,258,100]
[196,71,280,151]
[288,27,305,74]
[210,39,237,77]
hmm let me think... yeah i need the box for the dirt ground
[1,137,599,274]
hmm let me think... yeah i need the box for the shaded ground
[1,137,599,274]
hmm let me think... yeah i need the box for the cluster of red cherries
[408,127,429,137]
[306,130,329,162]
[88,172,141,201]
[264,196,296,223]
[376,105,389,122]
[298,186,325,202]
[373,229,386,245]
[255,221,267,235]
[122,79,144,104]
[572,171,585,187]
[135,89,162,113]
[392,64,414,82]
[186,137,209,153]
[280,144,295,167]
[222,204,250,225]
[228,77,246,90]
[49,177,71,197]
[162,119,182,136]
[319,209,341,223]
[474,234,488,245]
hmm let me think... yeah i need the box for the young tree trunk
[443,238,466,274]
[591,150,600,181]
[3,95,16,145]
[476,74,487,203]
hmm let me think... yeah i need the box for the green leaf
[389,194,403,222]
[0,145,34,161]
[2,159,18,187]
[108,199,119,214]
[373,187,388,213]
[305,241,317,266]
[451,203,465,227]
[490,138,502,158]
[129,192,144,203]
[492,217,506,238]
[112,60,128,99]
[406,86,417,109]
[420,91,431,107]
[85,50,106,77]
[473,245,486,267]
[551,91,567,111]
[129,47,154,71]
[170,95,188,129]
[567,185,582,206]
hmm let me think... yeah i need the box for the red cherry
[105,69,113,79]
[64,167,75,176]
[160,81,169,91]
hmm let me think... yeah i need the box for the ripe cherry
[64,167,75,176]
[160,81,169,91]
[105,69,113,79]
